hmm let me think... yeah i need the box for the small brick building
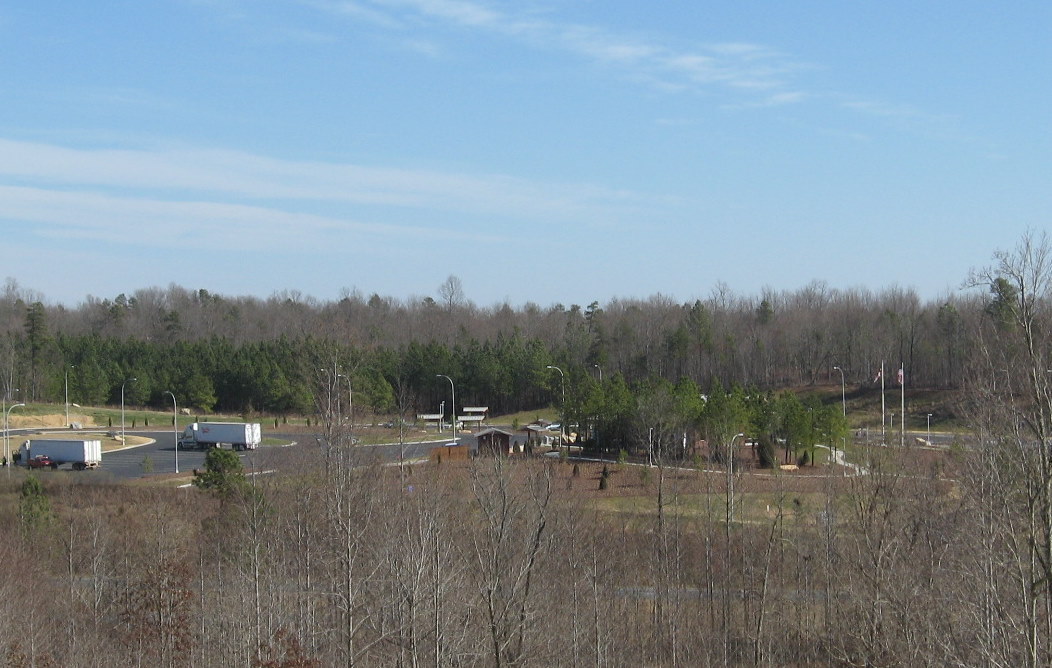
[475,427,518,456]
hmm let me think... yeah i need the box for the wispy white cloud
[305,0,970,144]
[839,96,967,142]
[0,138,649,220]
[401,37,444,57]
[303,0,402,28]
[552,24,657,65]
[310,0,803,100]
[0,185,486,249]
[0,138,662,255]
[723,90,807,110]
[842,99,936,121]
[382,0,501,28]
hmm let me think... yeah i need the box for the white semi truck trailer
[20,439,102,470]
[178,422,261,451]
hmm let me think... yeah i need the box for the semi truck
[19,439,102,470]
[178,422,261,451]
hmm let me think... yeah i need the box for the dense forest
[0,253,983,427]
[4,233,1052,666]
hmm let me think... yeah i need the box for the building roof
[476,427,514,438]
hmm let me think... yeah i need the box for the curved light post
[65,365,75,428]
[339,373,354,444]
[319,367,338,424]
[5,402,25,472]
[728,432,745,464]
[832,365,846,417]
[648,427,654,468]
[121,377,137,444]
[319,368,330,417]
[546,365,566,451]
[2,388,18,464]
[593,364,603,450]
[165,391,179,474]
[725,432,745,525]
[436,375,456,445]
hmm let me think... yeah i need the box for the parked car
[28,455,57,470]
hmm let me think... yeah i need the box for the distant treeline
[0,270,998,424]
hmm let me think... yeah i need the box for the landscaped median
[21,431,153,452]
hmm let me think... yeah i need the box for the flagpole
[881,360,886,445]
[900,363,905,447]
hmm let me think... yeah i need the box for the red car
[28,455,57,470]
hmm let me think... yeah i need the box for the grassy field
[4,402,292,431]
[589,489,839,526]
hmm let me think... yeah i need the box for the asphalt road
[92,431,464,480]
[7,429,536,480]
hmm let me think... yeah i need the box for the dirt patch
[7,413,97,429]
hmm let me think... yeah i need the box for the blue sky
[1,0,1049,308]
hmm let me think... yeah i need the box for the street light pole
[546,365,566,452]
[648,427,654,468]
[340,373,354,444]
[2,388,18,467]
[333,362,341,425]
[319,368,329,418]
[121,378,137,444]
[320,367,342,425]
[926,413,932,445]
[165,391,179,473]
[437,375,456,445]
[65,365,75,428]
[5,402,25,473]
[726,431,745,524]
[832,365,846,417]
[593,364,603,451]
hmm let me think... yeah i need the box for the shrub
[193,448,249,498]
[639,467,651,486]
[797,449,811,467]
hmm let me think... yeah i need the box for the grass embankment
[835,384,965,433]
[24,432,150,452]
[5,402,323,431]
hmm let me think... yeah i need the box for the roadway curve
[95,431,471,480]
